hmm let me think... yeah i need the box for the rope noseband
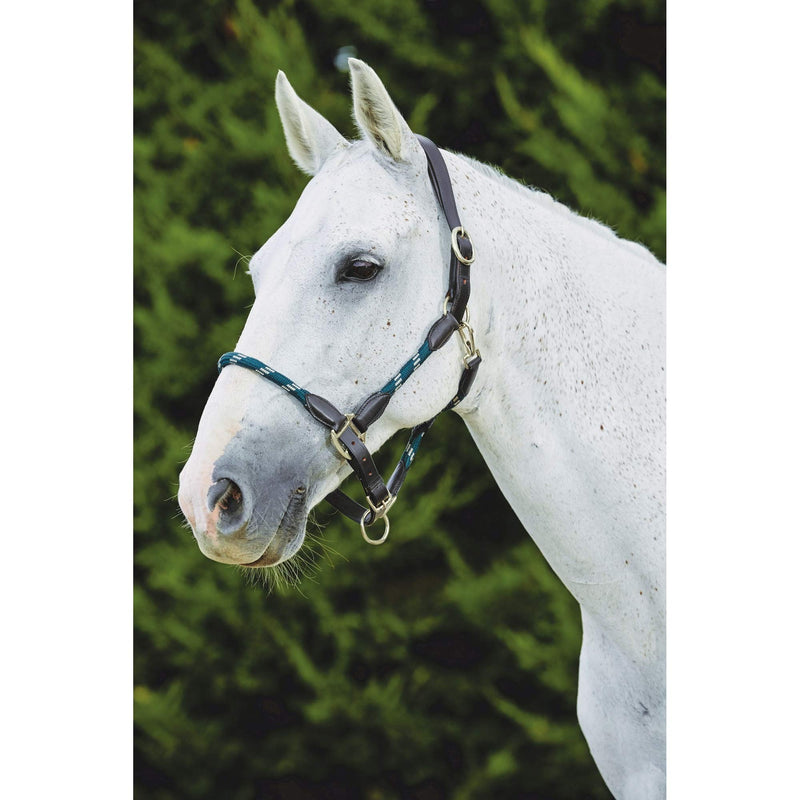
[217,135,481,544]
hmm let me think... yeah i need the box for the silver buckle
[451,226,475,265]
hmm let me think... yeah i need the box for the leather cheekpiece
[456,355,481,400]
[305,393,347,431]
[352,391,392,432]
[426,313,459,351]
[449,261,471,321]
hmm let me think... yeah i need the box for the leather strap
[454,354,481,403]
[416,135,462,230]
[352,391,392,432]
[416,135,472,321]
[334,423,391,507]
[305,393,347,430]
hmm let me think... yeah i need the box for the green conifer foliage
[135,2,663,797]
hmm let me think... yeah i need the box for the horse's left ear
[349,59,425,169]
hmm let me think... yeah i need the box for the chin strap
[217,135,481,545]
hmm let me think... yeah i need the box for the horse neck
[445,151,666,623]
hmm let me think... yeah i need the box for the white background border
[2,1,798,796]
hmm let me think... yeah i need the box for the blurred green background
[134,1,664,797]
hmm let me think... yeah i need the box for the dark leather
[455,233,473,262]
[416,135,463,231]
[387,461,408,496]
[352,391,392,432]
[325,416,437,525]
[449,262,471,321]
[426,312,459,351]
[456,354,481,400]
[305,393,347,431]
[335,425,391,506]
[325,488,376,525]
[415,135,471,322]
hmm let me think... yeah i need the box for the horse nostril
[208,478,245,520]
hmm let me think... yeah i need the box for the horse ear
[275,71,347,176]
[349,59,424,168]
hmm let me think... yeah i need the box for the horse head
[178,60,470,567]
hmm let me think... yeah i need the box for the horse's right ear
[275,71,347,176]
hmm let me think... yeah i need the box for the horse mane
[454,152,661,265]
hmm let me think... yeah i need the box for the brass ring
[360,510,390,545]
[451,226,475,265]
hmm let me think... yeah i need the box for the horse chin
[239,493,308,568]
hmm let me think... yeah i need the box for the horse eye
[340,257,382,283]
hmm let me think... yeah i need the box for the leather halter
[217,135,481,544]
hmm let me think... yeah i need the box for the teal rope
[399,423,431,470]
[217,353,309,405]
[220,335,435,407]
[379,340,433,395]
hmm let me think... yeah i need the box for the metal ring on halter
[451,226,475,265]
[360,509,390,545]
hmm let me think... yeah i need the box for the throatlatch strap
[216,134,480,534]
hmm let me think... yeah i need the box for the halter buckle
[451,226,475,265]
[367,491,396,520]
[330,414,366,461]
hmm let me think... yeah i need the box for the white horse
[178,60,665,799]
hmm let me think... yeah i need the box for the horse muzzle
[178,463,309,566]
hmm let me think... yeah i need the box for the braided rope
[379,340,433,395]
[400,424,430,470]
[217,352,309,405]
[221,335,436,408]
